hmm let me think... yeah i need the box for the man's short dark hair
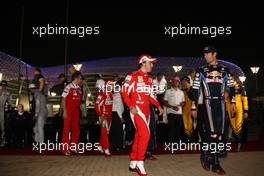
[72,71,82,81]
[157,72,164,77]
[58,73,66,79]
[95,74,102,79]
[189,69,196,75]
[203,46,217,54]
[137,62,145,69]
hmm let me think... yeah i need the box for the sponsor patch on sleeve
[125,75,132,81]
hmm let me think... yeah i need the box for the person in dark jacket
[9,104,33,147]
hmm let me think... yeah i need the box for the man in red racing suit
[61,71,83,156]
[122,55,163,176]
[95,80,114,157]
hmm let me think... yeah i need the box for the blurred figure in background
[9,104,33,148]
[29,83,48,144]
[222,89,232,158]
[122,74,135,147]
[49,73,68,143]
[145,73,159,160]
[231,79,249,151]
[61,71,83,156]
[112,73,119,82]
[187,69,196,86]
[109,80,124,152]
[0,80,12,147]
[80,76,89,118]
[95,80,114,157]
[181,76,193,141]
[153,72,167,121]
[95,74,105,92]
[50,73,68,96]
[32,68,48,96]
[163,76,185,143]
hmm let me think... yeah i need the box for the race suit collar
[137,69,148,76]
[71,82,79,88]
[208,61,219,66]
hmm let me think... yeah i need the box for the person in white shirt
[163,76,185,143]
[153,72,167,122]
[153,72,167,96]
[95,74,105,92]
[109,80,124,151]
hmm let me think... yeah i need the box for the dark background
[0,2,262,92]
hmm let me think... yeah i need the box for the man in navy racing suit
[191,46,236,175]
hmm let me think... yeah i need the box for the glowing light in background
[239,76,246,83]
[173,65,183,72]
[250,67,260,74]
[73,64,82,71]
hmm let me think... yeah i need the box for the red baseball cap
[138,54,157,64]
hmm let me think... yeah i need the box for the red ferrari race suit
[61,83,82,150]
[95,91,113,150]
[122,69,161,161]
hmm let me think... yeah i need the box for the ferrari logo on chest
[138,76,143,82]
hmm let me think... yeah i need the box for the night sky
[0,2,261,91]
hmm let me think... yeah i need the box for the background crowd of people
[0,64,249,157]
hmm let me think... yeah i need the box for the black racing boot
[212,153,226,175]
[200,150,211,171]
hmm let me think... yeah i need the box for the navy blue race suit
[191,63,235,173]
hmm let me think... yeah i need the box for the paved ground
[0,152,263,176]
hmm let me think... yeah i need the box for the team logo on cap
[138,54,157,64]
